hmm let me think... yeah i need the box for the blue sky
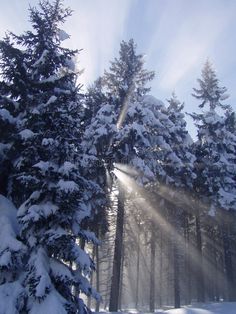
[0,0,235,137]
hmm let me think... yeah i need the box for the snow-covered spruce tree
[103,39,155,114]
[102,40,156,180]
[134,94,195,309]
[160,93,196,308]
[80,78,114,236]
[192,60,236,301]
[165,93,195,189]
[0,35,30,196]
[1,1,100,312]
[0,26,32,314]
[101,39,156,311]
[79,80,113,312]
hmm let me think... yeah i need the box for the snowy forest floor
[97,302,236,314]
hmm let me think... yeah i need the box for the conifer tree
[192,59,229,110]
[102,40,156,312]
[164,93,195,308]
[0,1,100,312]
[192,60,236,302]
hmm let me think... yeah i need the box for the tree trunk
[87,246,95,309]
[135,229,140,310]
[222,221,235,301]
[149,220,156,312]
[118,247,124,310]
[159,229,163,308]
[104,248,113,310]
[195,209,205,302]
[214,248,220,302]
[109,184,125,312]
[172,207,181,309]
[183,212,191,305]
[173,239,180,308]
[0,160,11,196]
[95,244,100,312]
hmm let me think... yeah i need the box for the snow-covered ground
[164,302,236,314]
[99,303,236,314]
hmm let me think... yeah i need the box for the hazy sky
[0,0,235,137]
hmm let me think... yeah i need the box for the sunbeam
[112,162,229,308]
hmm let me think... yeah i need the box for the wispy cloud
[162,20,233,89]
[147,0,235,91]
[0,0,236,117]
[64,0,133,87]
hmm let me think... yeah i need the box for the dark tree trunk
[135,229,140,310]
[0,160,11,196]
[109,184,125,312]
[172,207,181,309]
[149,220,156,312]
[118,243,125,310]
[95,244,100,312]
[222,221,235,301]
[104,248,113,310]
[87,246,95,309]
[213,248,220,302]
[173,239,180,308]
[183,212,191,305]
[195,209,205,302]
[159,229,163,308]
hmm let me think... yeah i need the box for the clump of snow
[17,191,41,218]
[218,187,236,209]
[42,138,55,146]
[33,161,56,174]
[32,49,49,67]
[0,195,27,286]
[208,205,216,217]
[39,74,60,83]
[142,94,165,108]
[29,248,51,298]
[58,29,70,41]
[0,281,25,314]
[57,179,79,193]
[0,195,19,234]
[0,218,23,268]
[58,161,76,176]
[204,111,224,125]
[65,57,76,71]
[32,108,40,115]
[0,143,11,160]
[0,108,15,123]
[50,259,73,282]
[184,133,194,146]
[19,129,35,140]
[73,245,91,273]
[20,202,59,223]
[46,95,57,105]
[29,290,67,314]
